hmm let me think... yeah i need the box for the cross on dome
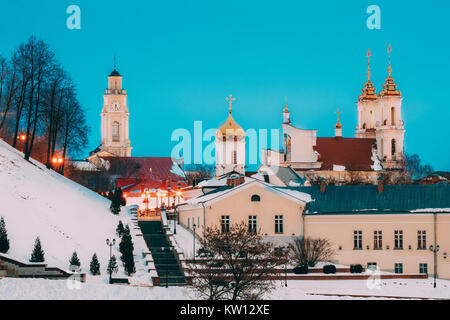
[226,94,236,114]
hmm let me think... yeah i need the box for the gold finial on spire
[379,43,401,97]
[226,94,236,114]
[334,108,343,128]
[358,49,378,101]
[366,49,372,80]
[283,96,289,113]
[387,43,392,77]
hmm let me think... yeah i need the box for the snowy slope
[0,139,128,273]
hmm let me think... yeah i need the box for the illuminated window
[394,230,403,249]
[418,230,426,249]
[374,231,382,249]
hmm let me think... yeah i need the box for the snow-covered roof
[180,178,312,209]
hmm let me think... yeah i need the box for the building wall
[304,213,450,279]
[179,184,305,238]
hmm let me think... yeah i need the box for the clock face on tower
[111,101,120,111]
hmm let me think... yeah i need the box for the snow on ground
[1,276,449,300]
[0,140,146,282]
[172,222,200,259]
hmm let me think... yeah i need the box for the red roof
[314,137,376,171]
[101,157,188,193]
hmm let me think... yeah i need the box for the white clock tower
[99,64,132,157]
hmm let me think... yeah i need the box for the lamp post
[167,185,171,209]
[106,238,116,284]
[193,224,197,263]
[161,246,168,288]
[173,206,177,235]
[283,246,289,287]
[429,244,440,288]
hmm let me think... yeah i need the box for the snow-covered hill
[0,139,129,274]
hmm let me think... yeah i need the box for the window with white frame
[418,230,426,249]
[354,230,362,249]
[275,215,284,234]
[395,263,403,274]
[221,215,230,233]
[419,263,428,274]
[248,216,257,234]
[374,231,382,249]
[394,230,403,249]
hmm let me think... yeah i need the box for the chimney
[320,178,327,193]
[226,175,245,187]
[377,176,383,194]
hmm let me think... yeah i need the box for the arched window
[380,138,384,157]
[112,122,120,142]
[251,195,261,202]
[391,107,395,125]
[369,110,375,128]
[391,139,396,156]
[284,134,292,162]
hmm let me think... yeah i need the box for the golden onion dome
[216,112,245,141]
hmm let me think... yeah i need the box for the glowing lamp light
[52,157,58,164]
[18,134,26,141]
[141,193,146,199]
[176,191,182,197]
[57,157,63,164]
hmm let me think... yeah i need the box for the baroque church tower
[355,45,405,170]
[215,95,246,177]
[99,62,132,157]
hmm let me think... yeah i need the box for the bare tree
[289,237,335,267]
[185,164,214,186]
[189,222,285,300]
[405,153,434,182]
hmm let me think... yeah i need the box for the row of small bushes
[292,264,364,275]
[350,264,363,273]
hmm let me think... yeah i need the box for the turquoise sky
[0,0,448,170]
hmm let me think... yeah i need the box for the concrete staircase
[138,221,186,286]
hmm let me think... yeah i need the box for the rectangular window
[374,231,382,249]
[248,215,257,234]
[221,215,230,233]
[367,262,377,271]
[419,263,428,274]
[395,263,403,274]
[275,215,284,234]
[394,230,403,249]
[354,230,362,249]
[418,231,426,249]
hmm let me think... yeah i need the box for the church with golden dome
[215,94,246,177]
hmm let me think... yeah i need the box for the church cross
[366,49,372,80]
[226,94,236,114]
[335,108,343,122]
[387,43,392,76]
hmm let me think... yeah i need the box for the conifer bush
[90,254,101,275]
[30,237,45,262]
[0,217,10,254]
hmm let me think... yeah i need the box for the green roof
[288,185,450,214]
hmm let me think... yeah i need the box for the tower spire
[387,43,392,77]
[379,43,401,97]
[283,96,289,113]
[358,49,378,101]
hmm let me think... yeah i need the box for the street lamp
[106,238,116,284]
[283,246,289,287]
[161,247,168,288]
[167,185,171,209]
[193,223,197,263]
[173,207,178,235]
[429,244,440,288]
